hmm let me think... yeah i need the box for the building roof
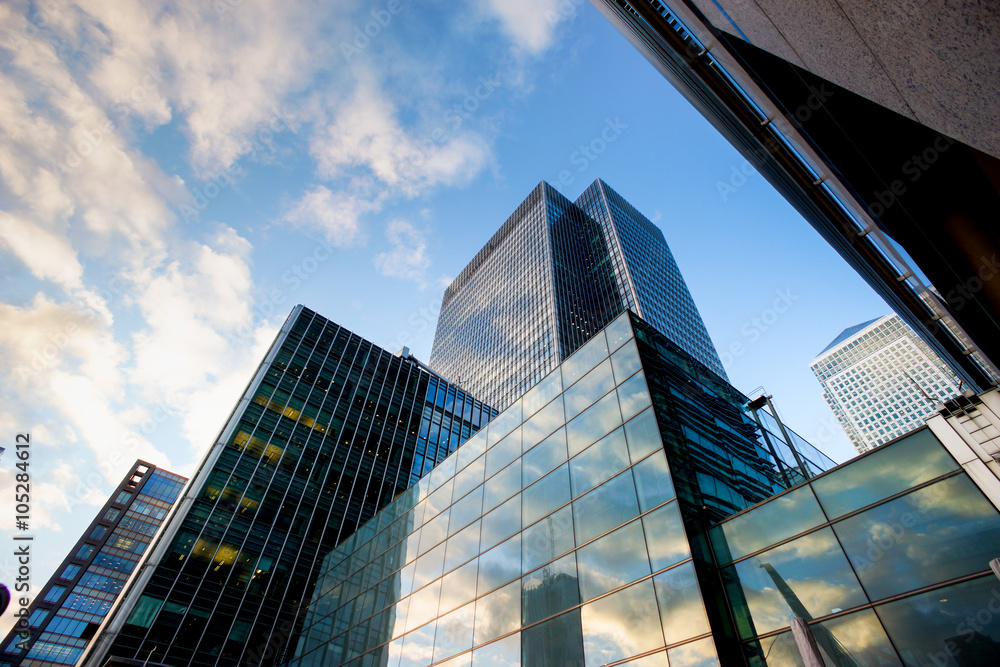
[817,317,883,356]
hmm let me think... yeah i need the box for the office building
[811,314,962,454]
[0,462,186,667]
[589,0,1000,391]
[81,307,493,667]
[284,311,1000,667]
[429,178,726,410]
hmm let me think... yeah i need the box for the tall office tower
[0,461,186,667]
[81,306,493,667]
[284,310,1000,667]
[810,314,962,454]
[589,0,1000,391]
[429,178,725,410]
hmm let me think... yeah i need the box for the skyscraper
[429,178,725,410]
[589,0,1000,391]
[0,461,186,667]
[82,306,493,667]
[811,314,962,453]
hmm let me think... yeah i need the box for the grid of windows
[290,314,721,667]
[90,307,492,667]
[810,315,962,453]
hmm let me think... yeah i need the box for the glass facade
[288,311,834,667]
[0,463,186,667]
[83,307,493,667]
[711,427,1000,665]
[429,179,726,411]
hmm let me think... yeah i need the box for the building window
[75,544,96,560]
[42,585,66,603]
[90,525,108,540]
[27,608,50,627]
[113,491,131,504]
[59,564,81,580]
[104,508,121,522]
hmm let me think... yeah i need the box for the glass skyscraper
[0,461,186,667]
[429,179,726,411]
[82,306,493,667]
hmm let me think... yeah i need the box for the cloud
[374,220,432,285]
[282,185,373,247]
[482,0,566,54]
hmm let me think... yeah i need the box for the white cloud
[282,185,374,247]
[374,219,432,285]
[482,0,565,54]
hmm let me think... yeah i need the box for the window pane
[710,485,826,564]
[419,509,450,556]
[563,332,609,388]
[522,397,565,452]
[566,392,622,458]
[412,543,446,591]
[632,451,675,512]
[604,313,633,352]
[404,579,441,633]
[482,494,521,552]
[812,428,958,518]
[577,520,650,601]
[522,553,580,624]
[439,560,479,615]
[488,402,522,447]
[450,486,484,537]
[573,470,640,544]
[522,506,575,573]
[522,428,568,488]
[564,360,615,421]
[487,429,522,478]
[523,464,571,527]
[478,534,522,596]
[472,632,520,667]
[581,579,664,667]
[434,602,475,663]
[724,527,867,639]
[570,428,630,498]
[653,562,711,645]
[474,581,520,646]
[522,610,585,667]
[616,373,652,422]
[454,457,486,504]
[445,520,482,572]
[457,434,488,477]
[624,408,663,464]
[667,637,720,667]
[642,502,689,572]
[485,460,521,514]
[523,370,563,419]
[834,474,1000,600]
[399,618,436,667]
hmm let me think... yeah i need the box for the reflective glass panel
[573,469,640,544]
[523,370,563,419]
[522,429,568,488]
[616,373,652,422]
[437,652,471,667]
[812,428,958,519]
[567,392,623,458]
[604,313,633,353]
[399,620,436,667]
[474,581,520,646]
[522,397,565,452]
[478,534,522,596]
[577,520,651,601]
[522,609,585,667]
[632,451,675,512]
[615,651,669,667]
[445,520,482,572]
[724,527,867,639]
[488,429,522,478]
[654,562,711,645]
[481,494,521,552]
[833,474,1000,601]
[667,638,720,667]
[710,485,826,564]
[522,505,575,573]
[433,602,475,663]
[488,402,522,447]
[437,552,478,612]
[564,360,616,421]
[404,579,441,633]
[418,509,449,556]
[522,553,580,624]
[472,632,520,667]
[610,340,642,385]
[412,543,446,591]
[642,501,689,572]
[563,331,609,388]
[450,486,484,537]
[454,455,486,503]
[581,579,665,667]
[523,463,571,527]
[570,428,631,498]
[624,408,663,463]
[485,460,521,514]
[425,479,454,523]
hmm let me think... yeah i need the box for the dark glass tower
[82,306,493,667]
[0,461,186,667]
[429,179,725,411]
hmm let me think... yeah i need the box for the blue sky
[0,0,890,633]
